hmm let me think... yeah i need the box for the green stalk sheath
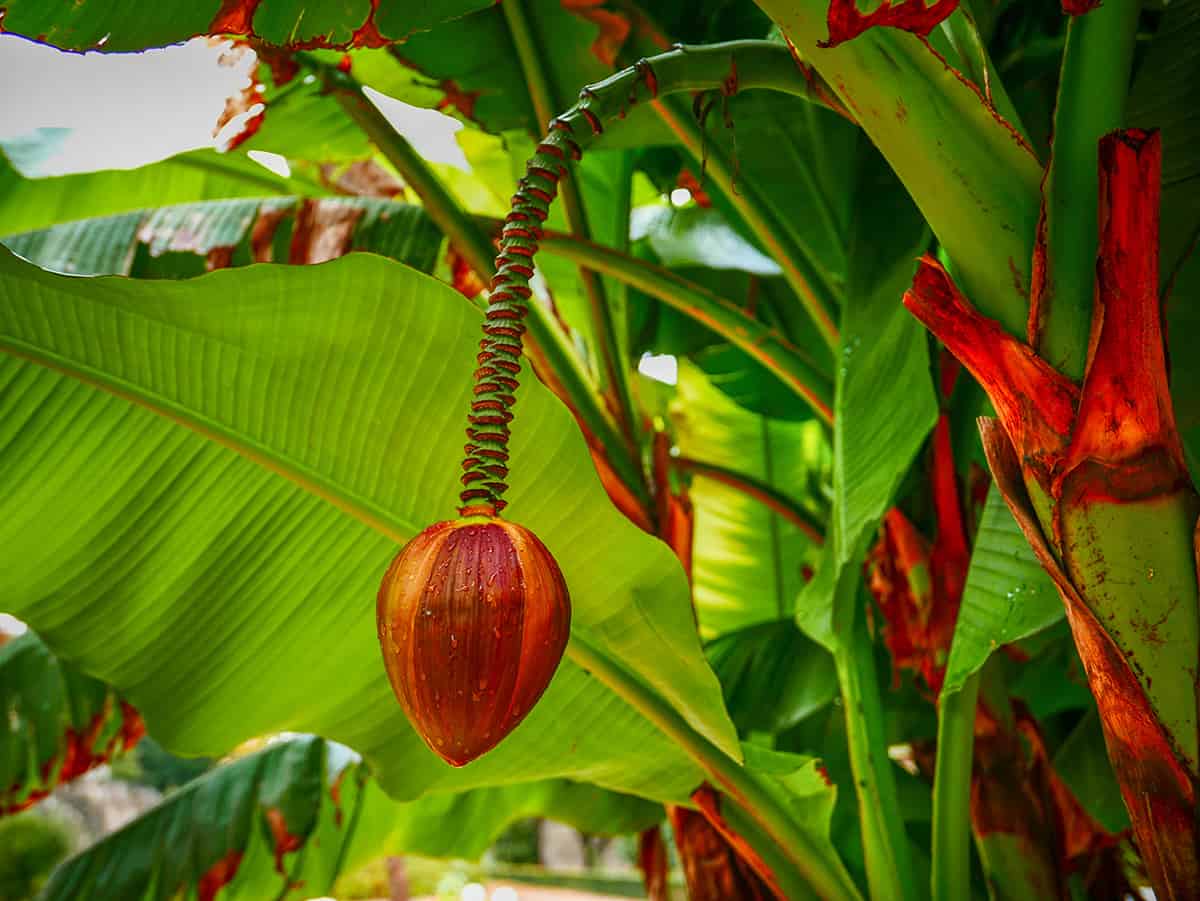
[517,37,849,355]
[834,592,918,901]
[330,82,650,508]
[532,228,834,422]
[568,634,863,901]
[756,0,1043,338]
[501,0,640,446]
[650,93,842,352]
[1035,0,1141,379]
[931,673,980,901]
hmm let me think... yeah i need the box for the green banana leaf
[795,144,936,649]
[670,362,828,637]
[940,487,1063,695]
[0,246,738,806]
[3,197,443,280]
[829,145,936,568]
[0,1,493,52]
[706,621,838,735]
[0,148,320,239]
[0,631,142,815]
[39,733,660,900]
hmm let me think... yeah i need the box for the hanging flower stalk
[374,110,588,768]
[376,41,850,767]
[904,129,1198,894]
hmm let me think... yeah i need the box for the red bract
[866,417,967,694]
[377,517,571,766]
[1055,130,1190,506]
[818,0,959,49]
[668,788,780,901]
[907,129,1199,894]
[904,259,1078,490]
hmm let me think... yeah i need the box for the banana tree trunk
[906,130,1199,896]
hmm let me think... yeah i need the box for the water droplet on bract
[450,634,458,649]
[1147,567,1155,580]
[419,672,428,682]
[478,678,488,690]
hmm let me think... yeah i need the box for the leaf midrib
[0,333,419,544]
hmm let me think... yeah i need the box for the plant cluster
[0,0,1197,898]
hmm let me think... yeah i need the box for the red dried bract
[1056,130,1189,502]
[668,799,779,901]
[198,850,244,901]
[637,826,670,901]
[561,0,632,67]
[904,257,1078,489]
[676,168,712,208]
[980,421,1198,893]
[819,0,959,49]
[377,517,571,766]
[448,243,488,300]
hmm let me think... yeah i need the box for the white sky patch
[0,613,28,637]
[247,149,291,178]
[363,86,470,171]
[0,35,252,174]
[669,186,692,207]
[638,352,678,386]
[0,35,470,176]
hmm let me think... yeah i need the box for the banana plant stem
[931,672,981,901]
[756,0,1043,339]
[567,633,864,901]
[1035,0,1141,379]
[501,0,641,449]
[329,80,651,513]
[834,584,918,901]
[512,222,834,421]
[650,93,842,352]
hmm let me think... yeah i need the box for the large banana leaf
[0,148,318,238]
[40,734,659,900]
[706,621,837,735]
[830,146,936,567]
[0,632,142,815]
[3,197,443,280]
[0,246,739,806]
[387,0,665,147]
[939,487,1063,695]
[796,146,936,648]
[670,362,828,637]
[0,1,493,52]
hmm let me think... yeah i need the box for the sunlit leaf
[941,487,1063,695]
[0,247,739,807]
[0,1,494,53]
